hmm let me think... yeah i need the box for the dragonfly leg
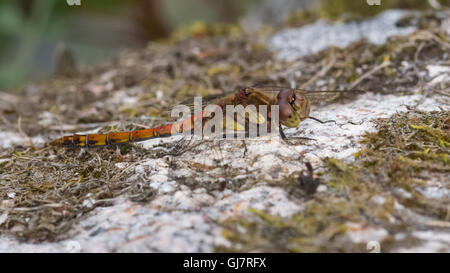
[309,116,336,124]
[279,124,317,143]
[279,124,287,139]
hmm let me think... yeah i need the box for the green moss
[248,208,291,229]
[318,0,434,21]
[410,124,450,147]
[170,21,243,41]
[284,10,319,28]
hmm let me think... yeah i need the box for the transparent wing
[166,89,268,128]
[301,89,365,104]
[159,86,365,122]
[176,92,234,109]
[250,85,365,93]
[249,85,365,104]
[159,92,234,121]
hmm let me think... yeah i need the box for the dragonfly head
[277,89,310,128]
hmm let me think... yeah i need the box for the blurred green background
[0,0,447,90]
[0,0,264,90]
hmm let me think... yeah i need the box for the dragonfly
[50,86,363,148]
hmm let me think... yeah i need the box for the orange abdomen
[51,110,206,148]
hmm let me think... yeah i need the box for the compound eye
[289,93,296,105]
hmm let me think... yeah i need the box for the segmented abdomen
[51,111,206,148]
